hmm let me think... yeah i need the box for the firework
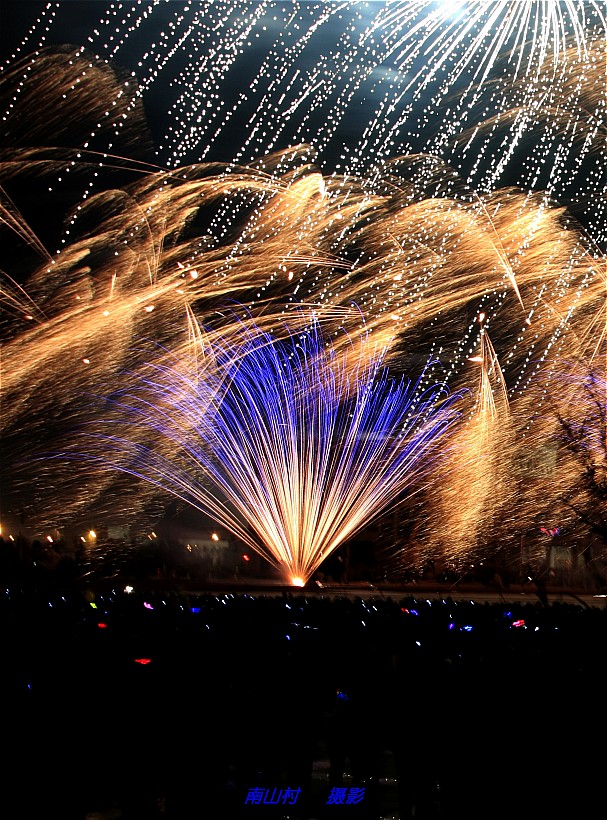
[0,2,605,572]
[80,315,464,584]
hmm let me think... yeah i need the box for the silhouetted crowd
[2,577,606,820]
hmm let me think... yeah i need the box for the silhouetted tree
[554,368,607,557]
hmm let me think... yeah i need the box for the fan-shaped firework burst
[80,317,464,584]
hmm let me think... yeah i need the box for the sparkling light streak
[1,3,604,226]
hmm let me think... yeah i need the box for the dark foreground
[3,580,605,820]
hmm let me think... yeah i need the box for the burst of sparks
[87,317,464,584]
